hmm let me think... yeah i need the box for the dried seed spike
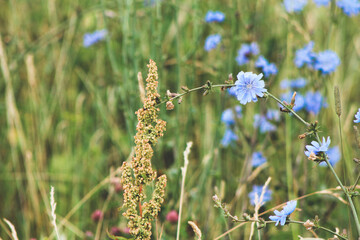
[188,221,202,240]
[334,86,341,117]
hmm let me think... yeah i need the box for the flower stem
[288,220,347,240]
[265,92,310,127]
[314,134,360,236]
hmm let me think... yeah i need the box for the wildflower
[254,114,276,133]
[221,106,242,125]
[91,210,103,222]
[230,71,266,105]
[255,56,278,77]
[166,210,179,223]
[221,129,238,146]
[205,11,225,22]
[110,227,122,236]
[294,41,315,68]
[304,136,331,159]
[266,109,281,121]
[284,0,308,12]
[85,231,94,238]
[280,78,307,89]
[204,34,221,51]
[251,152,267,167]
[313,50,340,74]
[235,42,260,65]
[337,0,360,16]
[319,146,341,167]
[83,29,107,48]
[313,0,330,6]
[248,185,272,206]
[269,200,297,226]
[354,108,360,123]
[305,91,327,115]
[281,92,305,111]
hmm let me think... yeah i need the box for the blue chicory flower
[313,50,340,74]
[254,114,277,133]
[205,11,225,22]
[280,78,307,89]
[204,34,221,51]
[83,29,108,48]
[354,108,360,123]
[304,91,327,115]
[284,0,308,12]
[230,71,267,105]
[251,152,267,167]
[294,41,315,68]
[313,0,330,6]
[304,136,331,158]
[269,200,297,226]
[221,106,242,125]
[337,0,360,16]
[281,92,305,111]
[255,56,278,77]
[235,42,260,65]
[319,146,341,167]
[248,185,272,206]
[221,129,238,146]
[266,109,281,121]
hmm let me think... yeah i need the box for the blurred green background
[1,0,360,239]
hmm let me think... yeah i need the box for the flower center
[246,84,253,89]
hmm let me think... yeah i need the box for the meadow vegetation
[1,0,360,239]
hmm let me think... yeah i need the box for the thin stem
[288,220,347,240]
[351,174,360,192]
[314,132,360,236]
[266,92,310,127]
[217,219,347,240]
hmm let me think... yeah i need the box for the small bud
[334,86,341,117]
[354,158,360,165]
[166,90,178,98]
[203,89,209,96]
[178,97,183,104]
[291,92,297,107]
[308,152,317,161]
[181,86,189,92]
[166,101,174,110]
[212,194,220,202]
[304,219,315,230]
[243,213,251,221]
[298,133,307,139]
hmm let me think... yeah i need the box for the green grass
[0,0,360,239]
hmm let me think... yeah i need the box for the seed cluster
[120,59,167,239]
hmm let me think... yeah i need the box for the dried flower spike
[120,60,167,240]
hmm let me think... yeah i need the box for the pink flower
[166,210,179,223]
[110,226,121,236]
[91,209,103,222]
